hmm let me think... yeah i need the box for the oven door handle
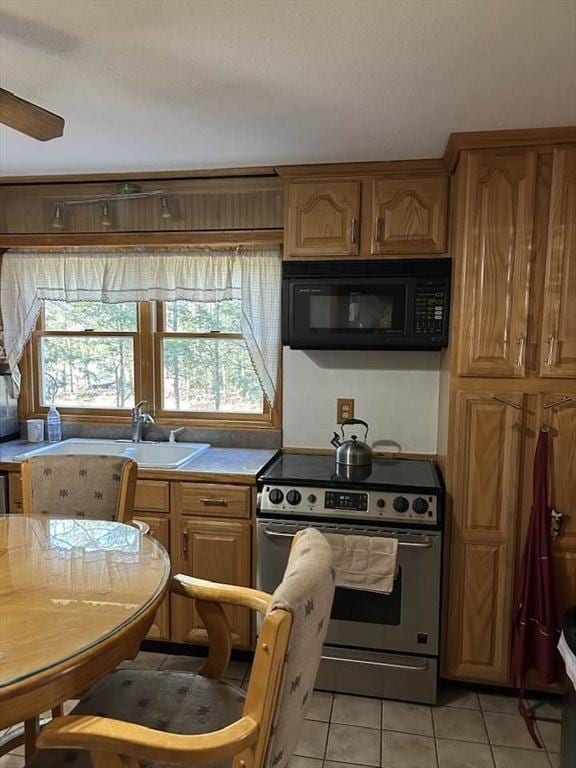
[263,530,297,539]
[322,655,430,672]
[262,529,433,548]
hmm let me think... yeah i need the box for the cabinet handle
[350,217,358,244]
[182,529,188,557]
[544,335,556,366]
[199,497,228,506]
[374,216,382,243]
[491,394,522,410]
[515,336,526,367]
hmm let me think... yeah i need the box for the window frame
[21,300,279,430]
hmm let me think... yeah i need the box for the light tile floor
[0,652,563,768]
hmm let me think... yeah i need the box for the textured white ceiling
[0,0,575,176]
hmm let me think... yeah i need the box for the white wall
[282,348,440,453]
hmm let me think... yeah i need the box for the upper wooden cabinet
[283,172,448,259]
[285,180,360,258]
[455,150,537,377]
[368,176,447,255]
[540,148,576,377]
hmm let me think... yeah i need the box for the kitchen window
[37,300,139,410]
[3,247,281,428]
[24,298,275,427]
[156,300,265,416]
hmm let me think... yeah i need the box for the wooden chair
[30,527,335,768]
[3,453,144,758]
[20,453,146,532]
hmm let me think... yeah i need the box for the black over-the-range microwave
[282,258,451,351]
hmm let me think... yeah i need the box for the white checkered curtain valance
[0,246,281,403]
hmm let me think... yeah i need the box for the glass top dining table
[0,516,170,697]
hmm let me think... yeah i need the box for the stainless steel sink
[13,438,210,469]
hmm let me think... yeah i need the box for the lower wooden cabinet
[445,390,524,684]
[171,517,252,648]
[538,393,576,611]
[445,387,576,686]
[136,513,171,640]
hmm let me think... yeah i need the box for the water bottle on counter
[47,405,62,442]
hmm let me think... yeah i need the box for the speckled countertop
[0,439,278,483]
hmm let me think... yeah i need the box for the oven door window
[330,569,402,626]
[293,282,407,336]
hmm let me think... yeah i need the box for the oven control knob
[413,497,429,515]
[377,498,386,508]
[286,489,302,506]
[308,494,317,504]
[393,496,409,513]
[268,488,284,505]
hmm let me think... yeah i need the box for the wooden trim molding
[0,230,283,248]
[277,158,447,179]
[444,126,576,173]
[0,167,278,185]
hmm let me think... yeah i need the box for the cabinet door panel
[542,395,576,612]
[8,473,22,513]
[136,514,170,640]
[457,151,536,377]
[446,391,523,683]
[370,176,447,254]
[172,518,251,648]
[540,148,576,377]
[134,480,170,513]
[285,180,360,258]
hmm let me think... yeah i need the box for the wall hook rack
[543,396,575,410]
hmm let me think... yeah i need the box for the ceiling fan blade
[0,88,64,141]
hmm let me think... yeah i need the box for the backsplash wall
[282,348,440,453]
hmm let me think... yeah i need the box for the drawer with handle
[173,482,251,519]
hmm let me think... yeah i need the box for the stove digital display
[325,491,368,512]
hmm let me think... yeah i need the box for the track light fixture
[100,202,112,228]
[160,196,172,219]
[51,203,65,230]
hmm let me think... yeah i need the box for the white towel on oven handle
[323,533,399,594]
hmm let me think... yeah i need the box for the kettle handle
[341,419,369,440]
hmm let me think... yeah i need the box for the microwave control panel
[414,289,446,338]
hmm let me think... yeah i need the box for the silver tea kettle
[331,419,372,467]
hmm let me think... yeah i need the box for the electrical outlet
[337,398,355,424]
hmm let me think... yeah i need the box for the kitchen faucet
[130,400,154,442]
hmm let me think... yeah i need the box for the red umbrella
[511,427,562,746]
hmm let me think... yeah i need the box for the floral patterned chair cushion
[29,668,245,768]
[263,527,336,768]
[25,454,134,519]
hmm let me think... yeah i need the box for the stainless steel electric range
[257,453,444,704]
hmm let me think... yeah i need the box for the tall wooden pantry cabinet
[439,133,576,686]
